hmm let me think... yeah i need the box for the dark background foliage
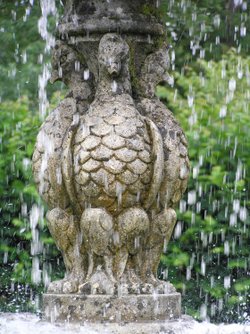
[0,0,249,322]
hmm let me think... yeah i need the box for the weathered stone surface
[115,147,137,163]
[32,0,190,323]
[102,134,126,150]
[43,292,181,323]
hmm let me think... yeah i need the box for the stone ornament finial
[33,9,189,322]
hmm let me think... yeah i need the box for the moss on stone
[140,4,163,20]
[127,39,140,95]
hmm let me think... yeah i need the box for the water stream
[0,0,249,331]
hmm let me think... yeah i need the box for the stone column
[32,0,190,323]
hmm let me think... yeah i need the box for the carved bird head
[50,40,81,84]
[140,44,173,97]
[98,33,129,78]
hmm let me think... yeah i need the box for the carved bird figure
[62,33,167,292]
[32,41,94,293]
[136,43,190,285]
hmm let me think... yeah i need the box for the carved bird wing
[137,45,189,210]
[32,98,77,210]
[137,98,190,209]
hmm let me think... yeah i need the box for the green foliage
[0,0,62,102]
[160,0,250,68]
[0,97,38,310]
[0,97,64,312]
[159,49,250,323]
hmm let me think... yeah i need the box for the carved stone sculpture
[33,0,189,322]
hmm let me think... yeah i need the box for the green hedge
[158,49,250,322]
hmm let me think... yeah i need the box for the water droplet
[75,60,80,72]
[224,276,231,289]
[213,14,221,28]
[174,221,182,239]
[239,207,247,221]
[229,77,236,91]
[112,80,117,93]
[84,68,90,80]
[201,258,206,276]
[224,241,230,256]
[219,105,227,118]
[188,190,196,205]
[200,303,207,320]
[240,26,246,37]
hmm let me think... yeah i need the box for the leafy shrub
[0,96,64,312]
[159,49,250,323]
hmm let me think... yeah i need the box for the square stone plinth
[43,293,181,323]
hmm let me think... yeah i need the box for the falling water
[28,0,58,292]
[37,0,58,119]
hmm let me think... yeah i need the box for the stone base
[43,292,181,323]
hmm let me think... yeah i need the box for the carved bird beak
[50,67,62,83]
[50,71,59,83]
[107,62,121,77]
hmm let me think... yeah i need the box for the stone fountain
[32,0,190,325]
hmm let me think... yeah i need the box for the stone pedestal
[43,292,181,323]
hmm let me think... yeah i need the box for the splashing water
[0,313,250,334]
[38,0,58,119]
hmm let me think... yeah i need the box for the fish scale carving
[73,105,153,214]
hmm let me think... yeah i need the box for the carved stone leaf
[104,180,124,198]
[91,145,113,161]
[138,150,151,163]
[114,147,137,162]
[75,170,90,185]
[74,125,90,144]
[84,115,102,127]
[78,150,91,164]
[104,157,126,174]
[128,179,146,194]
[127,159,148,175]
[121,192,137,207]
[117,169,139,185]
[82,135,101,150]
[115,120,137,138]
[123,106,137,118]
[126,136,144,151]
[105,115,126,125]
[81,158,101,172]
[141,169,152,184]
[91,122,113,136]
[91,168,115,186]
[94,192,116,209]
[82,181,101,197]
[91,106,114,118]
[102,134,126,149]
